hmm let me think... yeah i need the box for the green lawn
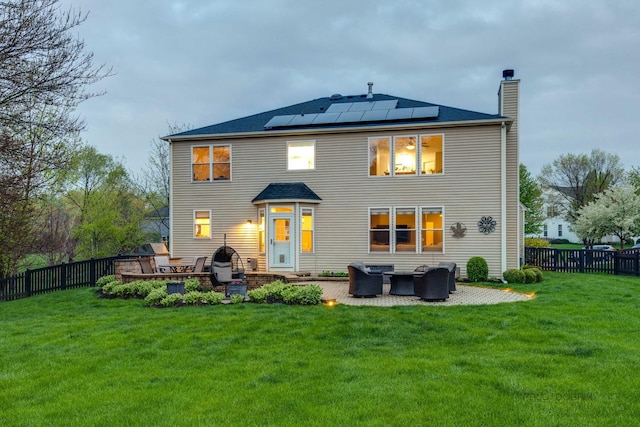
[1,272,639,426]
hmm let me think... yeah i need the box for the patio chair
[348,261,383,298]
[438,261,457,292]
[191,256,207,273]
[154,255,171,273]
[138,257,154,274]
[413,266,450,301]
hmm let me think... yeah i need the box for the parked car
[582,245,616,251]
[632,244,640,249]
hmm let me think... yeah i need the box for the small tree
[573,185,640,249]
[519,164,545,235]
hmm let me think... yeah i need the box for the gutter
[161,117,514,142]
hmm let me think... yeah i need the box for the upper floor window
[192,145,231,182]
[369,134,443,177]
[287,140,315,170]
[194,210,211,238]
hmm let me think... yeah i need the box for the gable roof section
[166,93,505,139]
[252,183,322,204]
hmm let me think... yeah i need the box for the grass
[1,273,639,426]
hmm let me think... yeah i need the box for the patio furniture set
[348,261,457,301]
[145,255,208,274]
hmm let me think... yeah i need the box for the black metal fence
[0,256,126,302]
[525,247,640,276]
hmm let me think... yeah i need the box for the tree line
[520,149,640,248]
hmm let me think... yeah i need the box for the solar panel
[326,103,352,113]
[288,113,318,126]
[264,115,296,128]
[335,111,364,123]
[311,112,341,124]
[372,100,398,110]
[386,108,414,120]
[348,102,374,112]
[361,109,389,122]
[264,99,439,129]
[412,106,439,119]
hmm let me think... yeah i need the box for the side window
[258,209,265,254]
[194,210,211,238]
[212,145,231,180]
[287,140,315,170]
[421,207,443,252]
[301,208,314,253]
[369,208,390,252]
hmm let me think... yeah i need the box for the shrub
[281,284,323,305]
[160,293,183,307]
[145,288,168,306]
[230,294,244,304]
[184,279,200,293]
[247,287,269,303]
[525,238,550,248]
[96,275,116,289]
[467,257,488,282]
[503,269,526,284]
[183,291,206,305]
[201,291,224,305]
[523,268,537,284]
[101,280,123,295]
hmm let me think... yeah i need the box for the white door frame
[268,211,295,270]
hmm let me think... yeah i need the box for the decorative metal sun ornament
[477,216,497,234]
[450,222,467,238]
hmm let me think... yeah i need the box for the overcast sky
[61,0,639,176]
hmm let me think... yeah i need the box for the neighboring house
[162,71,522,278]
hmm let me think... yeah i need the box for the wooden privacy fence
[0,256,126,302]
[525,247,640,276]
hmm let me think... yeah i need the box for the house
[162,70,522,278]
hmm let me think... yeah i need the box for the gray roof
[252,183,322,203]
[167,93,505,138]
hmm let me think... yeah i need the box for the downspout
[501,122,507,276]
[167,139,174,257]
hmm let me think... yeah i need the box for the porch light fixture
[247,219,252,224]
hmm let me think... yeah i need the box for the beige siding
[169,118,517,278]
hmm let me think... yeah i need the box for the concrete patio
[304,281,534,306]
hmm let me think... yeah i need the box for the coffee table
[384,271,424,296]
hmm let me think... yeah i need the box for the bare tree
[0,0,111,276]
[135,124,191,241]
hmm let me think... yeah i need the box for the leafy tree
[64,146,151,259]
[519,164,545,235]
[627,166,640,194]
[538,149,625,246]
[573,185,640,249]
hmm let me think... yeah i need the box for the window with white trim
[369,208,391,252]
[421,207,443,252]
[258,208,265,254]
[287,140,315,170]
[192,145,231,181]
[194,210,211,238]
[301,208,314,253]
[395,207,417,252]
[369,134,443,177]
